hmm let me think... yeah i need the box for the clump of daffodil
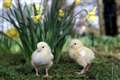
[75,0,81,5]
[6,27,19,38]
[3,0,12,8]
[86,6,97,21]
[58,9,64,17]
[32,15,42,23]
[34,3,43,15]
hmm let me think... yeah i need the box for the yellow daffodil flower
[75,0,81,5]
[3,0,12,8]
[58,9,64,17]
[6,27,19,38]
[34,3,43,15]
[32,15,42,23]
[86,6,97,21]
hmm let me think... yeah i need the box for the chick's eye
[74,43,76,45]
[42,46,44,48]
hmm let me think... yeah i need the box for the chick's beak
[37,48,42,52]
[71,45,74,48]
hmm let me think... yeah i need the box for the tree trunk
[103,0,118,36]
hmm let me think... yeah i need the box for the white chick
[31,42,54,77]
[69,39,95,74]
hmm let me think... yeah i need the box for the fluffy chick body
[32,48,53,66]
[31,42,54,77]
[69,46,95,67]
[69,39,95,74]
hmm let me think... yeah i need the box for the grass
[0,35,120,80]
[0,53,120,80]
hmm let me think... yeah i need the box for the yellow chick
[31,42,54,77]
[69,39,95,74]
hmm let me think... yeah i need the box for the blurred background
[0,0,120,36]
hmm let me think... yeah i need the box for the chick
[31,42,54,77]
[69,39,95,74]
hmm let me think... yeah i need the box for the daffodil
[32,15,42,23]
[3,0,12,8]
[34,3,43,15]
[58,9,64,17]
[6,27,19,38]
[86,6,97,21]
[75,0,81,5]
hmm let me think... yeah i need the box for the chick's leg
[76,59,88,74]
[80,64,91,74]
[35,67,39,77]
[44,68,49,78]
[80,66,88,74]
[44,61,53,78]
[32,63,40,77]
[80,63,88,74]
[86,64,91,72]
[80,63,92,74]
